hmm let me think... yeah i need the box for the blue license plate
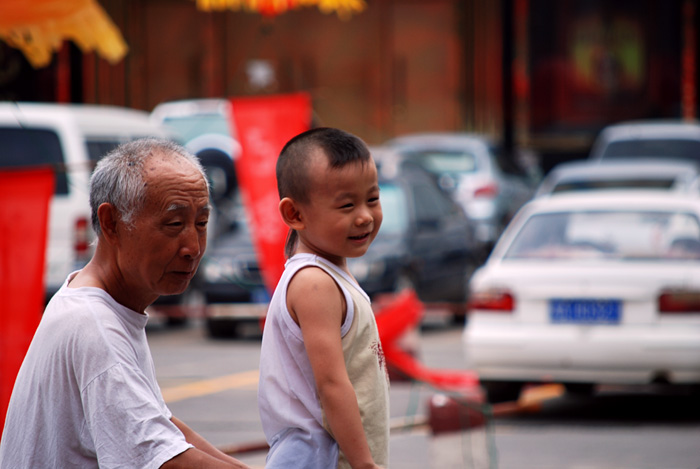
[549,299,621,324]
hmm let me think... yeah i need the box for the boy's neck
[293,249,349,273]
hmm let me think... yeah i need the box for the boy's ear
[279,197,304,230]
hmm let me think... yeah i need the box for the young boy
[258,127,389,469]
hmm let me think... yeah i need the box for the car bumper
[206,302,268,319]
[463,323,700,384]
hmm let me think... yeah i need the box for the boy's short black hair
[276,127,371,257]
[277,127,371,203]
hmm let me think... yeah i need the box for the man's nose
[181,225,205,259]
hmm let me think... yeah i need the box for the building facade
[0,0,694,168]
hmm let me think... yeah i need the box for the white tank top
[258,253,390,468]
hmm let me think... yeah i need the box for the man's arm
[160,417,250,469]
[288,267,382,469]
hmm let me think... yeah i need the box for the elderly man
[0,139,249,468]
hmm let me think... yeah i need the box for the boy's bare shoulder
[288,265,340,295]
[287,265,345,324]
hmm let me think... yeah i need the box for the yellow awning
[196,0,366,19]
[0,0,128,68]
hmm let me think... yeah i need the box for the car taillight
[467,289,514,312]
[473,183,499,198]
[74,217,90,259]
[658,290,700,314]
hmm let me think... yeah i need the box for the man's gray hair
[89,137,209,237]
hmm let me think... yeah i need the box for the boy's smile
[293,149,383,268]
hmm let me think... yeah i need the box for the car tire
[563,382,596,397]
[481,380,523,404]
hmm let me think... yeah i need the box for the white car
[0,102,175,301]
[463,191,700,402]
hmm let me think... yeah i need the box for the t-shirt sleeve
[81,363,193,469]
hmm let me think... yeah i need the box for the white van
[0,102,175,301]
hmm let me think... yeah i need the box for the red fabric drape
[230,92,312,294]
[0,168,54,430]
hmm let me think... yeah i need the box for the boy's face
[295,149,382,266]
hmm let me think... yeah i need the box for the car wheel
[206,318,240,339]
[481,380,523,404]
[563,382,596,397]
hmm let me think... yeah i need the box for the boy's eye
[340,203,353,209]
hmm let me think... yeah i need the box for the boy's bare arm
[288,267,382,469]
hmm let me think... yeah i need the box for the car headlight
[349,259,386,282]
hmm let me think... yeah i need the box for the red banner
[229,92,312,294]
[0,168,54,429]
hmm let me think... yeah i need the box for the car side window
[0,127,67,194]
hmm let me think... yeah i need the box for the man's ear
[96,203,119,243]
[279,197,304,230]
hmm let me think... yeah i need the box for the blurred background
[2,1,700,468]
[1,0,694,169]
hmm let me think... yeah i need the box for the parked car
[151,98,241,237]
[199,197,269,338]
[463,191,700,403]
[0,102,175,302]
[349,158,481,315]
[535,158,700,198]
[385,132,538,251]
[202,158,481,338]
[589,119,700,164]
[149,99,242,325]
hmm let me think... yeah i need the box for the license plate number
[549,299,621,324]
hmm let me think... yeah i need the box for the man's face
[116,153,210,301]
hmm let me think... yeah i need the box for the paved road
[148,315,700,469]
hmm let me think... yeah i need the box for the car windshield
[503,210,700,260]
[376,182,408,237]
[402,149,478,174]
[162,115,231,142]
[602,139,700,163]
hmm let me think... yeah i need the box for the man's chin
[158,281,191,297]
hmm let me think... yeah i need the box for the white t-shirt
[258,254,390,468]
[0,272,192,469]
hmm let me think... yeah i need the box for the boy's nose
[356,207,373,226]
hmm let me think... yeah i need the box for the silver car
[589,119,700,164]
[535,158,700,198]
[385,132,538,249]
